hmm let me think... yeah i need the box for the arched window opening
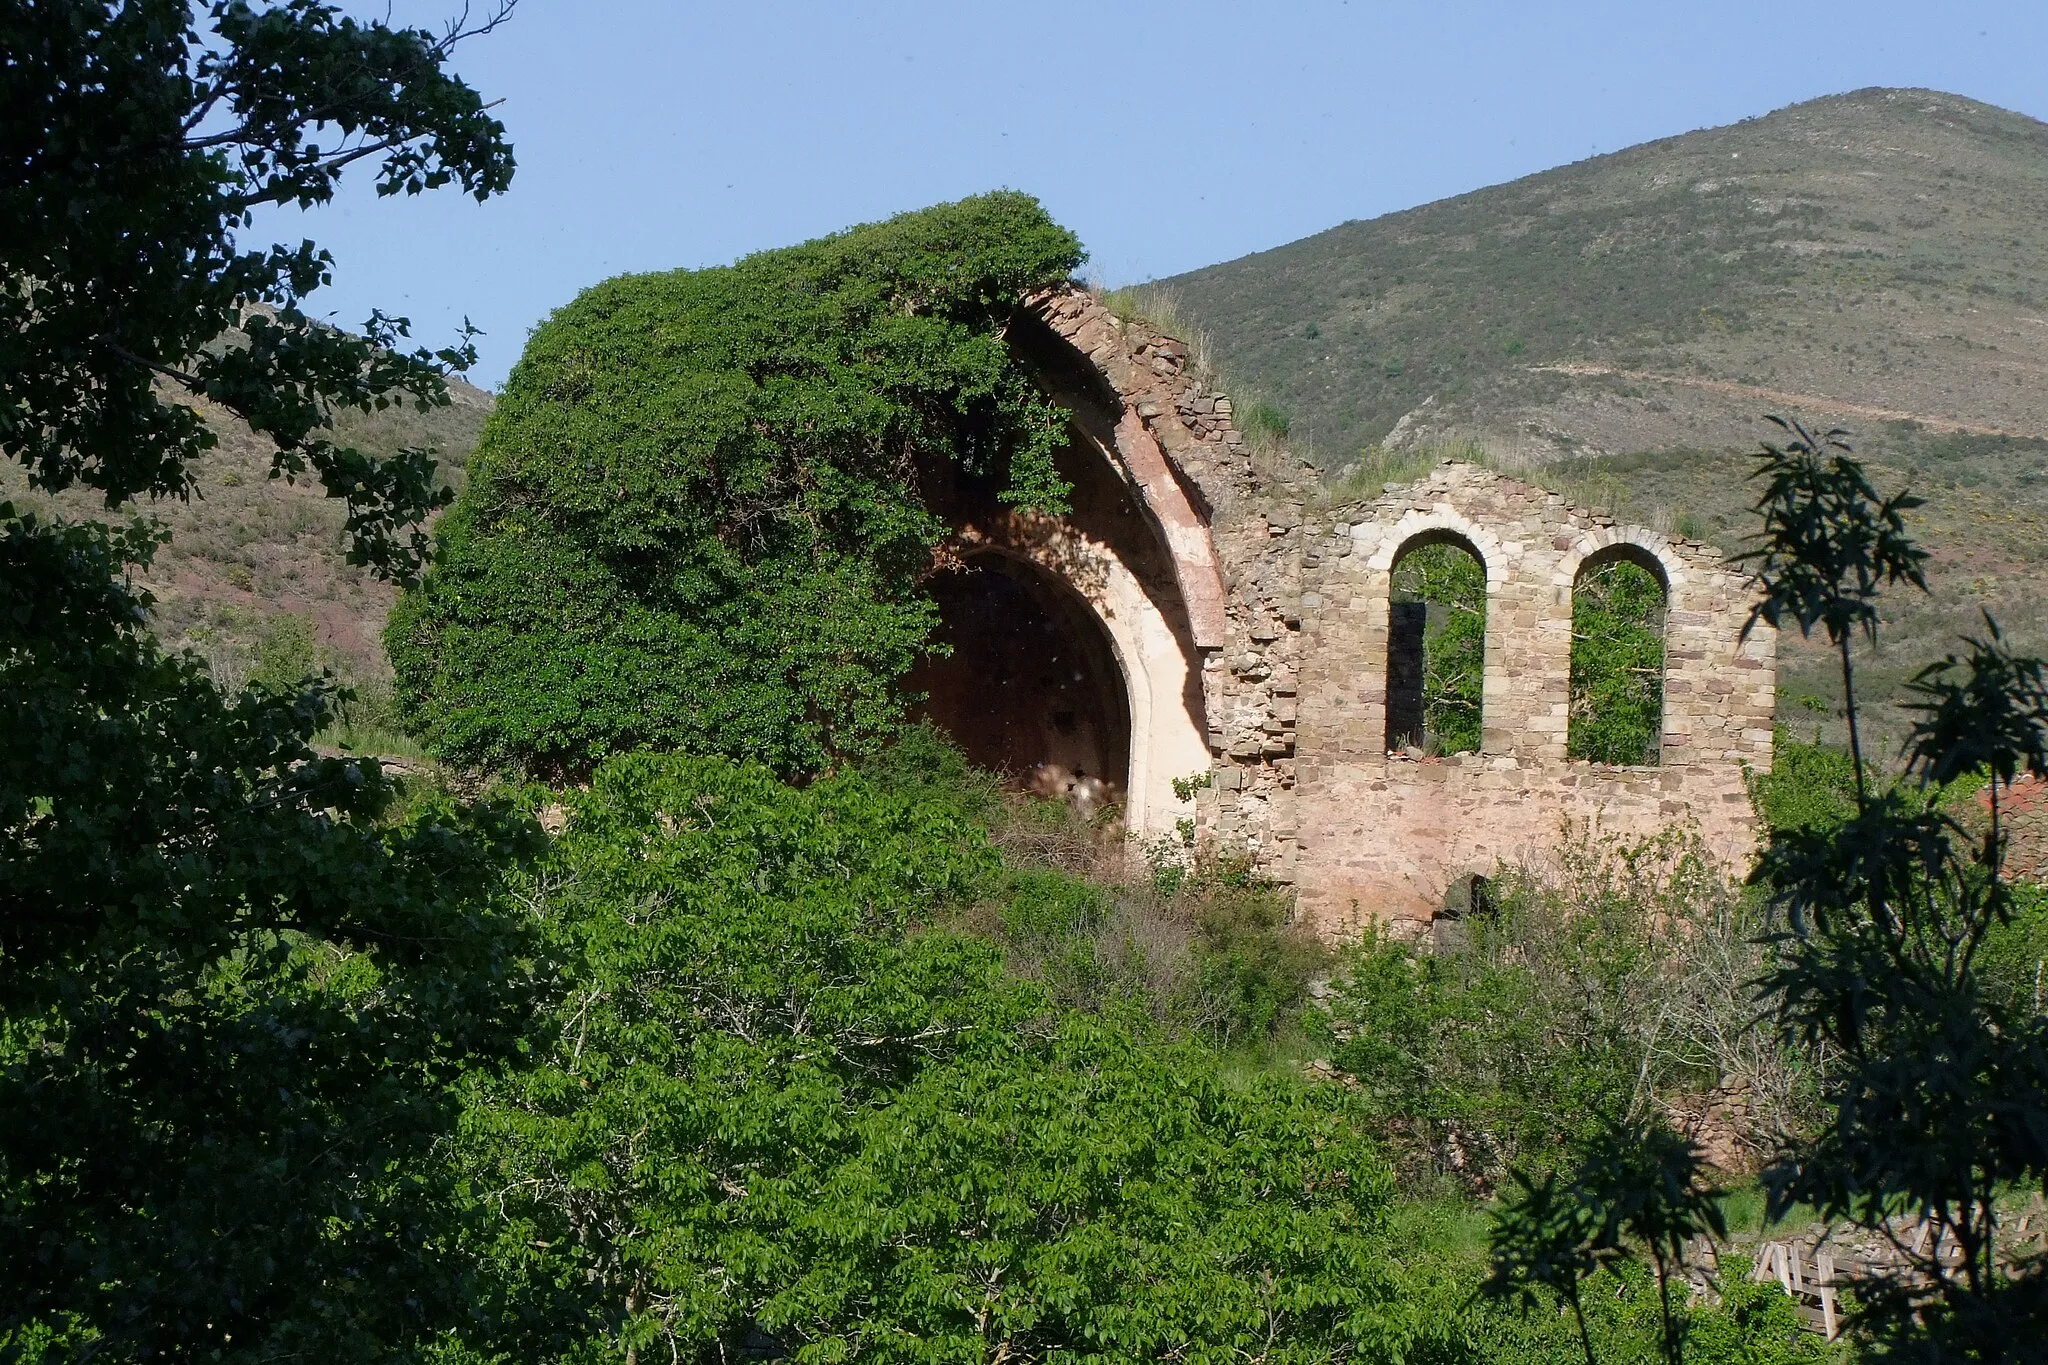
[1568,548,1668,765]
[1386,537,1486,755]
[905,555,1132,816]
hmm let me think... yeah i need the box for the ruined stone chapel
[910,286,1777,939]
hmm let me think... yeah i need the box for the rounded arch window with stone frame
[1568,541,1670,767]
[1385,529,1488,757]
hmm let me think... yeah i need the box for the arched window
[1568,546,1668,765]
[1386,535,1486,755]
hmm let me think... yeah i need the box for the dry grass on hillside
[0,384,488,693]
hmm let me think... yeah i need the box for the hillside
[15,89,2046,758]
[0,379,490,695]
[1156,87,2048,751]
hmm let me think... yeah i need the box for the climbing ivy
[1568,559,1667,765]
[387,194,1085,776]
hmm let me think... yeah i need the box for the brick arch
[1023,292,1232,651]
[942,516,1208,835]
[909,287,1250,838]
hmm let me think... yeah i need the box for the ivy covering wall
[387,194,1084,776]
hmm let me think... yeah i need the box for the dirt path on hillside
[1528,363,2042,441]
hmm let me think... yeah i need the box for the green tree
[454,753,1417,1364]
[2,0,513,580]
[2,4,526,1357]
[1568,559,1666,765]
[385,194,1087,777]
[0,512,539,1361]
[1741,419,2048,1357]
[1393,542,1486,754]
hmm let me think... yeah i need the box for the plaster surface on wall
[918,418,1210,837]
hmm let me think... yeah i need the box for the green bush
[1748,727,1862,834]
[452,752,1415,1363]
[387,193,1085,777]
[1242,399,1292,441]
[1567,558,1667,765]
[1,510,539,1362]
[1316,826,1812,1180]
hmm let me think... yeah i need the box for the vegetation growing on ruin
[1392,542,1487,754]
[386,194,1086,777]
[1569,559,1669,765]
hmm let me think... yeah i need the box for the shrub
[1748,727,1862,834]
[387,193,1085,777]
[453,752,1413,1363]
[1242,399,1292,441]
[1316,825,1816,1182]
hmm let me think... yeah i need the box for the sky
[262,1,2048,389]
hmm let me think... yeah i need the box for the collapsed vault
[913,287,1776,937]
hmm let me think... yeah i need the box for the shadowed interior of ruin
[907,555,1132,810]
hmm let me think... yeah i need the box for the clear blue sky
[267,1,2048,389]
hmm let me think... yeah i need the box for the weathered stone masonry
[1016,286,1777,939]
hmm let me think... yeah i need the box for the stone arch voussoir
[1559,526,1688,594]
[1367,509,1509,585]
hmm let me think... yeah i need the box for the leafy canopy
[386,193,1086,777]
[2,4,526,1358]
[0,510,539,1363]
[0,0,514,581]
[453,753,1413,1365]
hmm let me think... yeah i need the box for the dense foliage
[0,510,538,1361]
[1,5,527,1358]
[0,0,512,581]
[387,194,1087,777]
[1318,826,1810,1184]
[1391,542,1486,754]
[1567,559,1666,765]
[451,753,1415,1363]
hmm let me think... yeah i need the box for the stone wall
[1025,289,1777,937]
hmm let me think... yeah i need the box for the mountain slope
[0,381,490,694]
[1160,87,2048,466]
[1158,87,2048,752]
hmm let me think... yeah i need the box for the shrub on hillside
[387,194,1085,777]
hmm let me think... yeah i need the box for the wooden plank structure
[1750,1240,1841,1340]
[1742,1195,2047,1341]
